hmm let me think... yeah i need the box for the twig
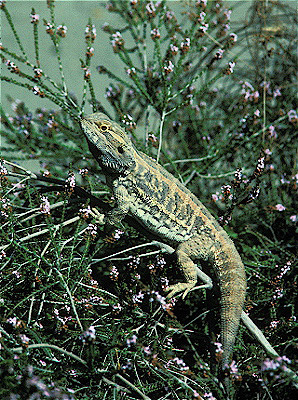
[12,343,87,365]
[156,109,166,163]
[0,216,80,251]
[55,268,83,332]
[115,374,152,400]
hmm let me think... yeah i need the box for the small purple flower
[273,88,281,98]
[143,346,152,355]
[40,196,51,215]
[151,28,160,40]
[198,23,209,34]
[229,32,238,42]
[79,326,96,343]
[30,12,40,24]
[287,109,297,123]
[164,60,174,74]
[275,204,286,211]
[57,25,67,37]
[214,48,224,59]
[126,334,137,347]
[170,43,178,55]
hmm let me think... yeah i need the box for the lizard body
[80,112,246,369]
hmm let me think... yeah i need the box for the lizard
[80,112,247,373]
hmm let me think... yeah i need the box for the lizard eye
[95,122,108,131]
[117,146,124,154]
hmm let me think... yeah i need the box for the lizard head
[80,112,137,175]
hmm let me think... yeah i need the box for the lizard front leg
[91,182,130,227]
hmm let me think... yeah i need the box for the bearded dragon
[80,112,247,370]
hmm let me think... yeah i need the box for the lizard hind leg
[165,242,213,299]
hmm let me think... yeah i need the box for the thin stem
[156,109,166,163]
[12,343,87,365]
[31,8,40,65]
[2,6,27,61]
[55,268,84,332]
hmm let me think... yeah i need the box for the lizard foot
[90,208,105,225]
[165,281,212,299]
[165,282,196,299]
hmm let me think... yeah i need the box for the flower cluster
[0,160,8,176]
[65,171,76,194]
[110,265,119,281]
[79,205,92,220]
[12,366,75,400]
[166,356,189,372]
[86,46,94,57]
[85,23,96,42]
[7,316,24,328]
[146,0,158,19]
[228,360,242,381]
[287,109,297,123]
[261,355,291,378]
[82,66,91,80]
[221,184,233,201]
[40,196,51,215]
[0,197,11,219]
[233,168,242,187]
[105,228,124,243]
[5,59,20,74]
[56,24,67,37]
[214,48,224,59]
[121,359,133,370]
[121,113,136,130]
[253,156,265,177]
[30,11,39,24]
[151,27,160,40]
[85,223,97,239]
[180,37,190,54]
[202,393,216,400]
[79,168,89,176]
[79,326,96,343]
[54,306,72,329]
[275,203,286,211]
[0,249,6,260]
[126,334,137,347]
[32,85,45,97]
[33,67,43,79]
[248,186,260,202]
[105,84,121,100]
[164,60,174,75]
[132,291,145,304]
[111,31,124,52]
[45,21,55,36]
[224,61,235,75]
[240,81,260,103]
[270,260,291,305]
[149,290,176,312]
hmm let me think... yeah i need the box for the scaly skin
[80,112,247,369]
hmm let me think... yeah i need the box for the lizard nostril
[117,146,124,154]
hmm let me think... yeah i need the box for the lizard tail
[214,240,246,368]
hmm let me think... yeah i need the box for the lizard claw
[90,208,105,225]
